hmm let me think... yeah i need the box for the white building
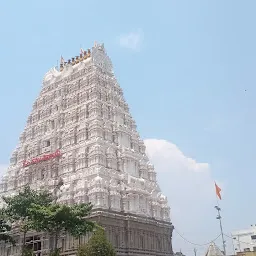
[0,43,173,256]
[232,225,256,253]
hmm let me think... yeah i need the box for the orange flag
[215,182,222,200]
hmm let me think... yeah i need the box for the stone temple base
[0,209,174,256]
[90,209,174,256]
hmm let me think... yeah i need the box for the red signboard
[23,150,61,167]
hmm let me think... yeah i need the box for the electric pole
[194,248,197,256]
[215,206,226,255]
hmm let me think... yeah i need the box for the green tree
[29,202,95,253]
[0,211,15,245]
[77,228,116,256]
[68,203,96,245]
[2,185,53,255]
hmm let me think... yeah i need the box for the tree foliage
[1,185,96,255]
[2,185,53,255]
[3,185,53,221]
[0,211,15,245]
[67,203,95,239]
[77,228,116,256]
[2,185,53,233]
[29,202,95,250]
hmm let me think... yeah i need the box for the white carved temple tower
[0,43,173,256]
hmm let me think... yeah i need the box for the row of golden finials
[60,49,91,71]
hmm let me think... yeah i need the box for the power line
[174,227,221,247]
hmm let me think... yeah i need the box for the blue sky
[0,1,256,255]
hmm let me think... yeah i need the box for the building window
[140,236,144,249]
[41,169,46,180]
[115,234,119,246]
[157,238,162,251]
[251,235,256,240]
[45,140,50,147]
[25,235,41,253]
[244,248,250,252]
[86,127,89,140]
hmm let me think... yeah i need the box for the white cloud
[144,139,223,255]
[118,30,143,51]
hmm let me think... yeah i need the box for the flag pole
[215,205,226,255]
[194,248,197,256]
[214,182,226,255]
